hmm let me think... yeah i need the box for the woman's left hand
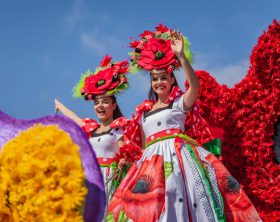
[170,30,184,57]
[118,158,128,171]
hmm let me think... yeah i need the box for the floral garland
[188,20,280,221]
[115,142,142,165]
[129,24,192,74]
[0,124,87,221]
[73,55,129,100]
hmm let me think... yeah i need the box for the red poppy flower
[155,24,170,33]
[113,60,129,74]
[100,54,112,67]
[107,155,165,222]
[83,67,120,95]
[130,40,140,48]
[139,30,154,39]
[115,142,142,164]
[82,59,128,96]
[73,55,129,99]
[129,24,192,74]
[138,38,177,71]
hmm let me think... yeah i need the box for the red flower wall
[186,20,280,221]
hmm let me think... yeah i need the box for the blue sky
[0,0,279,120]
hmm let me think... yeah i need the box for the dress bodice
[139,95,187,138]
[89,127,123,159]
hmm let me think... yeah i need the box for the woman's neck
[157,94,169,104]
[100,117,114,127]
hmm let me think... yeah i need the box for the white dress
[81,118,124,201]
[89,127,124,200]
[107,95,261,222]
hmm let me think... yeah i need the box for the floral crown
[129,24,192,74]
[73,55,129,100]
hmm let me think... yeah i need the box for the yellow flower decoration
[0,124,87,222]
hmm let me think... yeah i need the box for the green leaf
[72,69,92,98]
[164,161,173,180]
[202,138,222,158]
[106,213,114,222]
[183,36,193,64]
[128,64,141,74]
[118,210,129,222]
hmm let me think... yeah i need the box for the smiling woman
[93,95,122,122]
[107,24,261,222]
[54,55,142,219]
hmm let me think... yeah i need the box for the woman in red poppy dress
[55,56,136,204]
[106,25,262,222]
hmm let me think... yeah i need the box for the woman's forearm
[55,99,83,126]
[178,54,199,110]
[178,54,199,90]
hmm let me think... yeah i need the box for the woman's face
[93,95,116,122]
[150,72,175,97]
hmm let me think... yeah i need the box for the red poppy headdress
[72,55,129,100]
[129,24,192,74]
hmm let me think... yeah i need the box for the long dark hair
[111,95,124,119]
[148,72,179,101]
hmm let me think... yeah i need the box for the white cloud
[193,52,249,87]
[61,0,86,28]
[209,60,249,87]
[61,1,128,57]
[80,30,125,56]
[81,33,107,55]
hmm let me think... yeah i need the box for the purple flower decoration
[0,111,105,222]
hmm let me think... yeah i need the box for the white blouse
[89,127,124,159]
[139,95,187,138]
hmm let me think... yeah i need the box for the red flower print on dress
[107,155,166,222]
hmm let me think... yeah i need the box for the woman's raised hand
[54,98,61,114]
[54,98,59,113]
[170,30,184,58]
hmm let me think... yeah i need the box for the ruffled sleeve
[124,100,153,148]
[110,117,130,141]
[81,118,99,139]
[173,94,187,113]
[110,116,143,165]
[110,117,130,129]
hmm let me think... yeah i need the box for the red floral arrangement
[73,55,129,100]
[185,20,280,221]
[129,24,192,74]
[115,141,142,165]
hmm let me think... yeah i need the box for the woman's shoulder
[135,100,153,113]
[110,117,130,129]
[81,118,100,138]
[167,86,184,103]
